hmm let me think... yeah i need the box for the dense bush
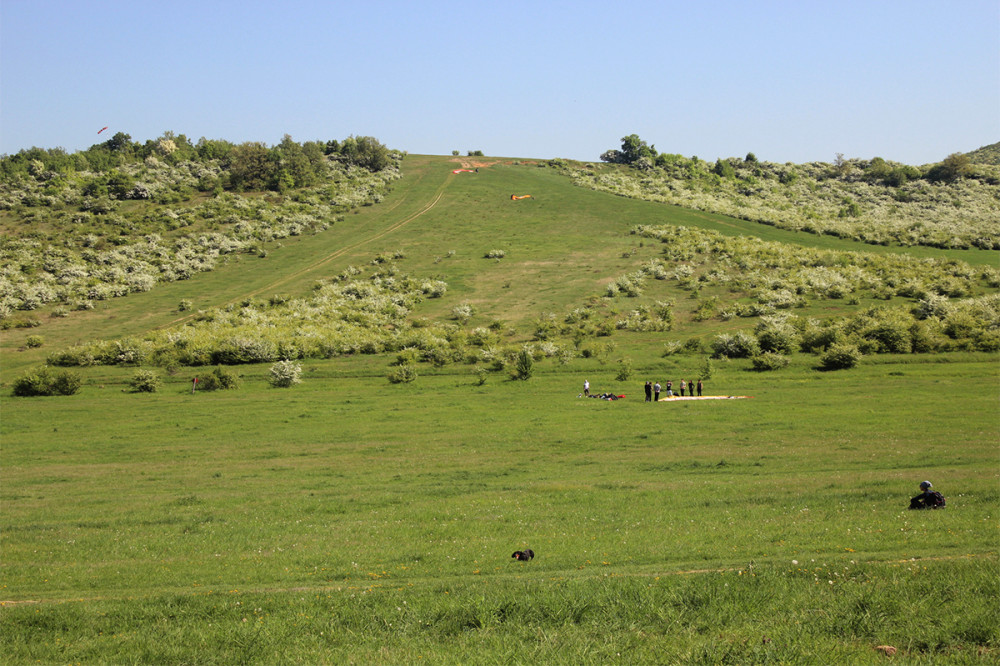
[575,150,1000,249]
[755,317,799,354]
[512,347,534,380]
[0,133,402,317]
[711,331,761,359]
[268,360,301,387]
[615,357,633,381]
[387,364,417,384]
[751,352,790,371]
[11,367,82,396]
[128,369,161,393]
[196,366,239,391]
[819,344,862,370]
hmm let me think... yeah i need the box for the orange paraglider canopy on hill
[510,194,532,200]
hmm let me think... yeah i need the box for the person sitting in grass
[909,481,946,510]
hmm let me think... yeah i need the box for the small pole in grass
[191,377,198,393]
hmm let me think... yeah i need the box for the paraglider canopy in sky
[97,126,109,134]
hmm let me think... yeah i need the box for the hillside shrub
[24,335,44,348]
[388,364,417,384]
[452,303,475,323]
[269,360,302,387]
[212,338,278,365]
[819,344,861,370]
[754,318,799,354]
[711,331,761,359]
[394,348,420,366]
[11,367,82,396]
[128,369,161,393]
[616,357,633,381]
[421,280,448,298]
[577,156,1000,249]
[683,337,705,353]
[512,347,534,380]
[196,366,240,391]
[661,340,683,357]
[751,352,790,372]
[484,249,506,259]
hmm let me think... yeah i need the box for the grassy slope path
[0,157,452,377]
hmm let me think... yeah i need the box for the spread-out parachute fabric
[452,168,474,174]
[658,395,751,401]
[97,126,109,134]
[510,194,532,200]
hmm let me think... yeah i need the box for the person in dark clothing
[644,381,652,402]
[909,481,945,509]
[696,379,703,396]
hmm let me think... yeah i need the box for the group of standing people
[645,379,702,401]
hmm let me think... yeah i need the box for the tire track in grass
[3,552,993,606]
[241,189,446,298]
[154,175,452,330]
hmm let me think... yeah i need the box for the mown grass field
[1,155,998,663]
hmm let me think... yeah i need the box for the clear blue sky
[2,0,998,165]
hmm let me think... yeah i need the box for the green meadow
[2,155,998,663]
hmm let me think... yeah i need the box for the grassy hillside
[1,149,998,663]
[965,141,1000,165]
[577,135,1000,250]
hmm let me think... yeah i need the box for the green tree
[699,356,714,380]
[513,347,534,380]
[105,131,134,154]
[274,134,316,188]
[226,142,275,191]
[712,158,735,178]
[106,169,134,199]
[620,134,655,163]
[601,134,655,164]
[341,136,391,172]
[925,153,972,183]
[196,137,234,160]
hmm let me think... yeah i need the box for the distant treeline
[1,132,396,193]
[580,135,1000,250]
[600,134,998,186]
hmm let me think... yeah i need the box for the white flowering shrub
[451,302,475,323]
[268,360,302,387]
[0,141,401,313]
[712,331,761,359]
[128,369,161,393]
[570,157,1000,249]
